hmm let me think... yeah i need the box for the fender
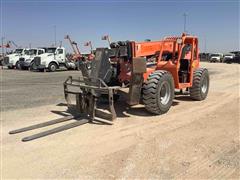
[7,54,20,66]
[46,60,59,68]
[44,56,59,67]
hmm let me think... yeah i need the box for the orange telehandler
[10,33,209,141]
[64,33,209,118]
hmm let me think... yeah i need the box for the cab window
[181,44,192,60]
[24,50,30,55]
[57,49,63,54]
[38,50,44,55]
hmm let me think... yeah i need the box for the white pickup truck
[2,48,29,69]
[31,47,76,72]
[19,48,46,70]
[209,53,224,63]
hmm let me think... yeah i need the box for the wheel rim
[17,62,20,69]
[50,64,56,71]
[31,63,36,70]
[159,81,171,105]
[201,76,208,94]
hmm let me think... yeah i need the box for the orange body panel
[143,68,155,81]
[130,33,200,90]
[156,61,180,88]
[135,41,173,57]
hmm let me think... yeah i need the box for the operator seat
[179,59,190,72]
[179,59,190,83]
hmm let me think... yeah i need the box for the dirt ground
[1,62,240,179]
[1,68,81,111]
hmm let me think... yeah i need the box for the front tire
[48,62,58,72]
[143,70,175,115]
[30,62,37,71]
[190,68,209,100]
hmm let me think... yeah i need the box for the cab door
[55,48,65,62]
[178,43,192,84]
[178,38,198,86]
[190,39,199,85]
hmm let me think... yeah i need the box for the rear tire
[143,70,175,115]
[190,68,209,100]
[48,62,58,72]
[30,62,37,71]
[16,61,21,70]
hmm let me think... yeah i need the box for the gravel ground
[1,62,240,179]
[1,69,81,111]
[1,64,220,111]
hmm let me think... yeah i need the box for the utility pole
[204,36,207,53]
[183,13,187,33]
[1,37,5,56]
[54,25,56,47]
[29,43,32,49]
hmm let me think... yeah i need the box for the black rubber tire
[30,62,37,71]
[190,68,209,100]
[48,62,58,72]
[16,61,21,70]
[143,70,175,115]
[8,66,14,69]
[21,66,28,70]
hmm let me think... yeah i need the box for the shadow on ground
[52,93,194,121]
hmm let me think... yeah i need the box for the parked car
[199,53,211,62]
[209,53,223,63]
[223,53,235,63]
[224,51,240,64]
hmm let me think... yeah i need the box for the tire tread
[143,70,174,114]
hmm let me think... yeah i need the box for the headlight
[41,61,46,65]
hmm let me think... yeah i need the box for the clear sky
[1,0,239,53]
